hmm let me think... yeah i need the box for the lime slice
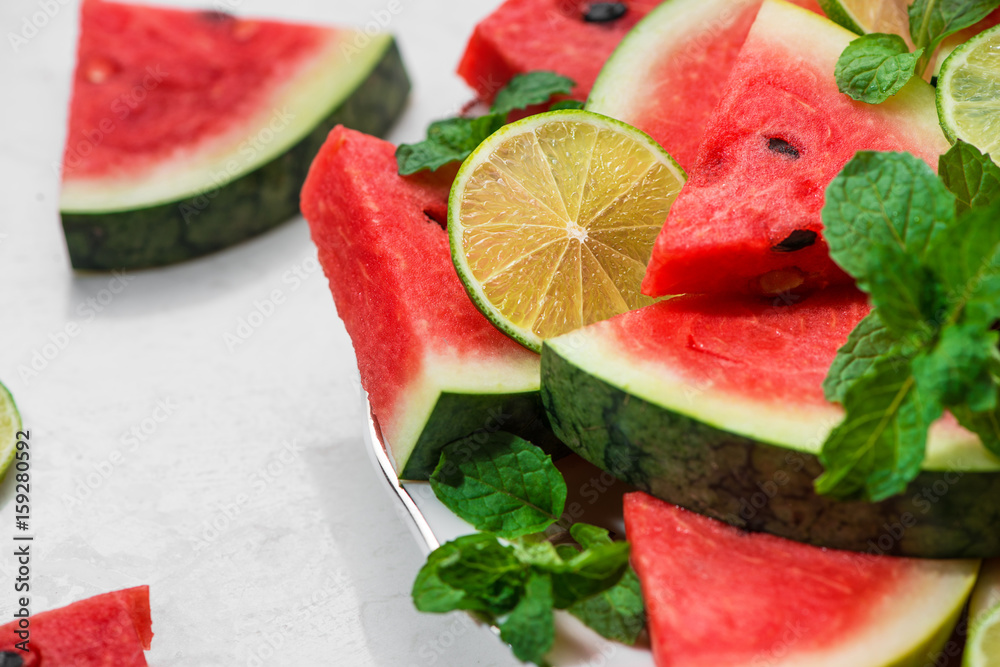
[965,560,1000,667]
[0,382,21,481]
[448,110,685,352]
[818,0,912,43]
[938,24,1000,156]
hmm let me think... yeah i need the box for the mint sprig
[396,72,578,175]
[818,146,1000,501]
[833,0,1000,104]
[412,434,645,665]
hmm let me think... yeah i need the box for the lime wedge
[818,0,912,42]
[0,382,21,481]
[965,560,1000,667]
[938,24,1000,156]
[448,110,685,352]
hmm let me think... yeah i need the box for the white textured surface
[0,1,531,664]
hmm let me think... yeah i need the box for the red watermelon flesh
[624,493,975,667]
[301,127,541,479]
[457,0,663,102]
[65,0,343,180]
[0,586,152,666]
[641,0,950,297]
[588,0,824,171]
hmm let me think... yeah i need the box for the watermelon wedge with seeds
[624,493,978,667]
[541,287,1000,557]
[0,586,152,665]
[587,0,823,171]
[61,0,410,270]
[641,0,950,296]
[457,0,662,102]
[302,127,556,481]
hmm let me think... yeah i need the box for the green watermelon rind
[815,0,866,34]
[542,342,1000,558]
[61,37,410,271]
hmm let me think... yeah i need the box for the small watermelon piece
[588,0,823,171]
[624,493,978,667]
[641,0,950,297]
[541,287,1000,557]
[302,127,555,481]
[61,0,410,270]
[0,586,153,665]
[457,0,662,103]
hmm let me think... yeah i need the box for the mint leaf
[549,100,585,110]
[549,541,631,609]
[824,312,900,403]
[412,538,471,613]
[499,574,555,665]
[569,567,646,645]
[817,356,943,501]
[491,71,575,116]
[952,403,1000,456]
[939,141,1000,216]
[835,34,922,104]
[823,151,955,288]
[396,115,505,175]
[569,523,613,548]
[430,433,567,539]
[926,200,1000,329]
[913,324,998,407]
[909,0,1000,59]
[864,247,941,336]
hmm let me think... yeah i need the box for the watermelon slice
[641,0,950,297]
[0,586,153,665]
[61,0,410,271]
[587,0,823,171]
[540,287,1000,557]
[457,0,662,103]
[624,493,978,667]
[302,127,558,481]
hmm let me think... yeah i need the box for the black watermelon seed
[772,229,818,253]
[583,2,628,23]
[767,137,801,159]
[0,652,24,667]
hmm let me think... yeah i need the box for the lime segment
[448,110,685,351]
[965,560,1000,667]
[938,24,1000,156]
[0,382,21,482]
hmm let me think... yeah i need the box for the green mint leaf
[913,323,998,407]
[549,99,585,110]
[926,200,1000,329]
[569,523,613,548]
[824,312,901,403]
[430,432,567,539]
[413,533,525,617]
[396,115,505,175]
[823,151,955,288]
[864,246,942,336]
[817,356,943,501]
[568,567,646,645]
[499,574,555,666]
[952,403,1000,457]
[550,541,631,609]
[511,535,566,569]
[835,34,922,104]
[939,140,1000,216]
[909,0,1000,57]
[491,71,575,117]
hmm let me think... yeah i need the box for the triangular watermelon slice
[588,0,824,171]
[302,127,555,481]
[61,0,410,270]
[624,493,977,667]
[641,0,950,297]
[457,0,662,102]
[0,586,152,665]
